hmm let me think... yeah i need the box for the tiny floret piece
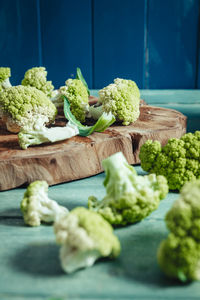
[139,131,200,190]
[20,180,68,226]
[0,85,57,133]
[157,179,200,282]
[54,207,121,273]
[21,67,54,97]
[0,67,12,90]
[88,152,168,226]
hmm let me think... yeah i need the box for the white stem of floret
[102,152,161,198]
[60,244,101,273]
[102,152,138,196]
[42,121,79,142]
[102,152,129,171]
[1,78,12,89]
[19,119,79,149]
[50,90,64,108]
[36,189,68,222]
[87,105,103,120]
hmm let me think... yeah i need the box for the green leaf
[63,96,115,137]
[76,67,90,96]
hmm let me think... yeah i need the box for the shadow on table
[0,208,25,227]
[10,242,66,277]
[0,208,21,217]
[116,226,188,288]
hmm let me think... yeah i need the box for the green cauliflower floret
[50,67,90,109]
[54,207,120,273]
[0,85,57,133]
[88,152,168,226]
[88,78,140,126]
[21,67,54,97]
[157,179,200,282]
[58,79,89,122]
[139,131,200,190]
[20,180,68,226]
[0,67,12,90]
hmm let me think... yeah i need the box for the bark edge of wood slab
[0,105,187,191]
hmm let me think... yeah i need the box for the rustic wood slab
[0,105,186,191]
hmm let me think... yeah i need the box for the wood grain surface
[0,105,187,191]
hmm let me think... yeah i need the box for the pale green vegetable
[20,180,68,227]
[139,131,200,190]
[0,85,57,133]
[88,78,140,125]
[88,152,168,226]
[59,79,89,123]
[21,67,54,97]
[158,179,200,282]
[0,67,12,90]
[54,207,120,273]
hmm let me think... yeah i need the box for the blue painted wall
[0,0,200,89]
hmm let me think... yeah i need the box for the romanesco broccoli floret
[0,67,12,90]
[20,180,68,226]
[88,78,140,126]
[88,152,168,226]
[157,179,200,282]
[0,85,57,133]
[58,79,89,122]
[54,207,120,273]
[139,131,200,190]
[21,67,54,97]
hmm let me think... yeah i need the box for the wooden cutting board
[0,105,186,191]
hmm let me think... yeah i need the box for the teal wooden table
[0,90,200,300]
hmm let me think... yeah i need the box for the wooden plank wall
[0,0,200,89]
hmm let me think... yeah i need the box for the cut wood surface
[0,105,187,191]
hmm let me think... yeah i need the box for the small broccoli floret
[54,207,120,273]
[20,181,68,226]
[0,85,57,133]
[157,180,200,282]
[21,67,54,97]
[139,131,200,190]
[88,152,168,226]
[0,67,12,90]
[88,78,140,125]
[58,79,89,122]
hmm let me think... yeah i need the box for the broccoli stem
[35,189,67,222]
[102,152,136,187]
[1,77,12,89]
[50,90,64,108]
[18,121,79,149]
[87,105,103,120]
[60,245,100,273]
